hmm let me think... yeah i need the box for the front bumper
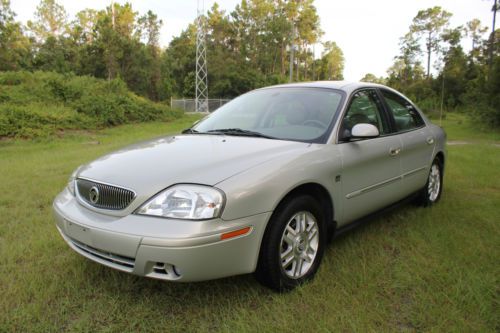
[53,188,270,282]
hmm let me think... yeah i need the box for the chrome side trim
[346,175,401,199]
[402,166,427,178]
[346,166,428,199]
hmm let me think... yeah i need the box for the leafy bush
[0,103,94,138]
[0,71,182,138]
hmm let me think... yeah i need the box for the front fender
[216,144,342,222]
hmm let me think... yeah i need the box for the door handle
[426,137,435,145]
[389,147,401,156]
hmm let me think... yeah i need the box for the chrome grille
[76,178,135,210]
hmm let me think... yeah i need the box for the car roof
[260,81,391,95]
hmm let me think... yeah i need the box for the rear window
[381,90,424,132]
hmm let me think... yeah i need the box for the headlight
[136,185,224,220]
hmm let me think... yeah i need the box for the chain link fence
[170,98,231,113]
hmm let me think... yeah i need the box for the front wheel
[255,195,326,291]
[418,157,443,206]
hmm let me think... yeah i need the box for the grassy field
[0,113,498,332]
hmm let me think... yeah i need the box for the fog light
[153,262,181,278]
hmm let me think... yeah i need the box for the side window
[381,90,424,132]
[340,89,389,139]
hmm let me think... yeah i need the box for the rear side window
[381,90,424,132]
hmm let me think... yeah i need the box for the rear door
[379,89,435,196]
[337,89,403,224]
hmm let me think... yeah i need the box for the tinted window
[194,88,343,143]
[381,90,424,131]
[340,89,389,139]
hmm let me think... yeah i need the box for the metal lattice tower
[195,0,208,113]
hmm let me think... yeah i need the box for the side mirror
[351,123,379,139]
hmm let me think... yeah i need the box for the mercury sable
[53,81,446,291]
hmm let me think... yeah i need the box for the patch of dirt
[447,140,500,147]
[447,140,470,145]
[55,128,99,138]
[0,136,13,143]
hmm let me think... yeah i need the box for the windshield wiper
[182,127,276,139]
[181,128,200,134]
[207,128,276,139]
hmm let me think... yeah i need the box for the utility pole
[195,0,208,112]
[439,71,445,126]
[312,43,315,81]
[489,0,498,75]
[107,0,116,81]
[289,22,295,83]
[111,0,115,29]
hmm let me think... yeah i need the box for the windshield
[192,88,343,143]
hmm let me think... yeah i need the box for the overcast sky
[11,0,495,81]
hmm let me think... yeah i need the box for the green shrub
[467,103,500,129]
[0,103,95,138]
[0,71,182,138]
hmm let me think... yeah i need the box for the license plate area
[66,220,93,246]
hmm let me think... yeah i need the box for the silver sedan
[53,81,446,291]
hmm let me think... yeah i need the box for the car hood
[77,134,310,199]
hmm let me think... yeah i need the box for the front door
[337,89,403,224]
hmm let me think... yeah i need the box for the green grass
[0,114,498,332]
[436,112,500,142]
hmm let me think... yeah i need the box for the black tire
[254,195,326,291]
[417,157,443,206]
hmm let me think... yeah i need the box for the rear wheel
[418,157,443,206]
[255,195,326,291]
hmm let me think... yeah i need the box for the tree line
[363,5,499,128]
[0,0,498,127]
[0,0,343,101]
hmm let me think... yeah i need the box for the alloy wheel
[279,211,319,279]
[428,164,441,202]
